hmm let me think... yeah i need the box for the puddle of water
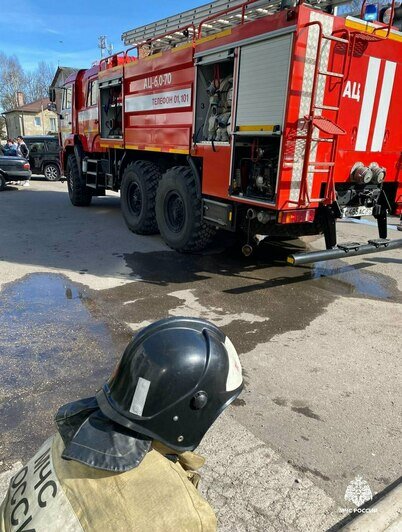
[124,243,397,302]
[0,273,117,395]
[311,261,394,300]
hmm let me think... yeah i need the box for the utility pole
[41,103,45,135]
[98,36,114,58]
[98,36,107,58]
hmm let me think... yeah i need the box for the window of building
[34,116,41,127]
[49,117,57,131]
[87,79,98,107]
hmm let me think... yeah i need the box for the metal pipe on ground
[287,238,402,266]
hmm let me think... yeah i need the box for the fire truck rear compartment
[231,135,280,202]
[230,34,291,203]
[194,54,234,143]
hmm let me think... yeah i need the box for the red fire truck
[52,0,402,264]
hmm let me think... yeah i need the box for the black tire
[0,174,6,191]
[43,163,60,181]
[66,154,92,206]
[121,160,161,234]
[156,166,215,252]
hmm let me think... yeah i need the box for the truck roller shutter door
[236,34,292,129]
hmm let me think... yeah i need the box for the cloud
[0,41,98,70]
[0,12,45,34]
[44,28,63,36]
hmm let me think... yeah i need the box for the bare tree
[25,61,55,102]
[0,53,55,113]
[0,116,6,140]
[0,53,26,111]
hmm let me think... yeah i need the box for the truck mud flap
[287,238,402,266]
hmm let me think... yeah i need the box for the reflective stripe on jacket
[0,433,217,531]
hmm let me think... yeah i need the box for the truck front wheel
[67,154,92,206]
[156,166,215,252]
[121,160,161,234]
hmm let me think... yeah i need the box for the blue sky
[0,0,206,72]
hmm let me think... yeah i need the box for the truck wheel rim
[45,165,58,180]
[165,191,185,233]
[128,181,142,216]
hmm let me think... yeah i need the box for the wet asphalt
[0,179,401,520]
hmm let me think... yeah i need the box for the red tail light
[23,162,30,170]
[278,209,316,224]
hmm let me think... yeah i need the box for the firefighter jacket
[0,432,217,531]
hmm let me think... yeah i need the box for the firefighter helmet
[96,317,243,451]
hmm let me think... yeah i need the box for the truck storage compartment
[194,51,235,143]
[99,78,123,139]
[231,135,280,202]
[229,33,293,203]
[236,34,292,130]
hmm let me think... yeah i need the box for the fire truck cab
[54,0,402,264]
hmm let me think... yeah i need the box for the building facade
[50,67,79,113]
[3,98,58,139]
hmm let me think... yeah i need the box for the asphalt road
[0,179,401,531]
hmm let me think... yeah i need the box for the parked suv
[24,135,62,181]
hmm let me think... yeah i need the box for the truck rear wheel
[67,154,92,206]
[121,160,161,234]
[156,166,215,252]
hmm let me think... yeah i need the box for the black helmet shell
[96,317,243,451]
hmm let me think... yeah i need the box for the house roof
[3,98,51,114]
[50,66,79,88]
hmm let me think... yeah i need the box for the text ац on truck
[50,0,402,265]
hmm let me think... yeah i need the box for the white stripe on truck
[355,57,381,151]
[371,60,396,152]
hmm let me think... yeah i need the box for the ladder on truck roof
[121,0,365,48]
[122,0,281,46]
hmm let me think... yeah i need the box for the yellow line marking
[99,142,124,149]
[237,125,275,132]
[125,61,139,70]
[345,19,402,42]
[142,52,163,61]
[168,148,190,154]
[99,65,122,77]
[99,144,187,153]
[195,28,232,45]
[171,42,194,52]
